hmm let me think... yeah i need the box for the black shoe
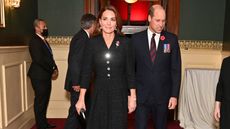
[46,124,56,128]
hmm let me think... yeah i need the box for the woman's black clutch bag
[78,109,87,128]
[80,109,86,120]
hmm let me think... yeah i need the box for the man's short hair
[148,6,154,17]
[148,5,165,17]
[81,14,96,29]
[33,18,45,28]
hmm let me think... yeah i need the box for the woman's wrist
[129,89,136,97]
[78,89,87,101]
[132,97,136,101]
[129,96,136,101]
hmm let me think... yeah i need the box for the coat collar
[99,33,119,50]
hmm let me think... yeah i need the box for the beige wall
[0,46,34,129]
[47,45,70,118]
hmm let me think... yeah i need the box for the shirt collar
[83,29,90,38]
[36,33,45,40]
[147,28,161,37]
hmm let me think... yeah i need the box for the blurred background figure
[28,18,58,129]
[64,13,96,129]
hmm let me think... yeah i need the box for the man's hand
[72,86,80,92]
[128,96,136,114]
[168,97,177,110]
[52,69,58,80]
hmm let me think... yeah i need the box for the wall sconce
[125,0,137,25]
[6,0,21,8]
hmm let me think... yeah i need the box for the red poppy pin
[160,35,165,41]
[116,41,120,48]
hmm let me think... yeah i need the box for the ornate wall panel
[23,61,33,111]
[0,46,34,129]
[2,63,24,126]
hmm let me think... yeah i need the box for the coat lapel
[155,33,163,61]
[154,31,167,65]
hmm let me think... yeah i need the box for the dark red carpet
[30,118,182,129]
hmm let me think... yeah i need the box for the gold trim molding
[47,36,223,50]
[179,40,223,50]
[46,36,72,45]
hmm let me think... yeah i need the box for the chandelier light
[7,0,21,8]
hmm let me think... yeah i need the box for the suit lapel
[36,35,53,57]
[154,31,167,65]
[44,40,53,55]
[155,33,163,61]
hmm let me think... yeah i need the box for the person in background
[214,56,230,129]
[75,5,136,129]
[28,19,58,129]
[64,13,96,129]
[131,4,181,129]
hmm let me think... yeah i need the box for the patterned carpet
[30,118,183,129]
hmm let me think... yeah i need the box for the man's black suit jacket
[215,56,230,128]
[28,34,57,80]
[64,29,89,91]
[132,30,181,104]
[216,56,230,102]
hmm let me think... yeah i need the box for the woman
[214,56,230,129]
[76,5,136,129]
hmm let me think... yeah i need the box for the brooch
[115,41,120,48]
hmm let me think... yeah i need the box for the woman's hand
[128,96,136,114]
[214,101,221,122]
[75,88,87,114]
[75,99,86,115]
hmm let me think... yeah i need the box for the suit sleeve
[68,36,87,86]
[125,38,135,89]
[170,36,181,98]
[80,40,93,89]
[215,59,225,102]
[29,38,56,73]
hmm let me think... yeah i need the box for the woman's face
[99,10,117,34]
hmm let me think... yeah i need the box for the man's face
[35,21,47,35]
[148,8,166,34]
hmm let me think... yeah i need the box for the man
[214,56,230,129]
[131,5,181,129]
[64,13,96,129]
[28,19,58,129]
